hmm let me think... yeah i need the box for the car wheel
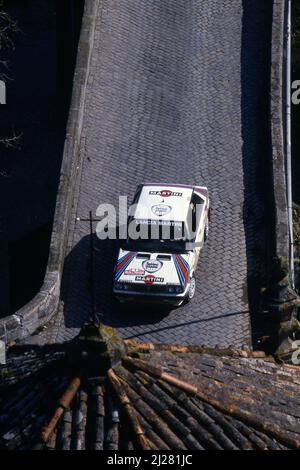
[186,276,196,302]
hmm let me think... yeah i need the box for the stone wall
[270,0,289,265]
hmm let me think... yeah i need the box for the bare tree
[0,10,18,48]
[0,129,22,150]
[0,8,18,78]
[0,5,21,151]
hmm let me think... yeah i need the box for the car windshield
[122,219,190,253]
[123,238,187,253]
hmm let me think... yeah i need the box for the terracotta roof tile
[0,325,299,450]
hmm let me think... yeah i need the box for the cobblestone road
[44,0,272,346]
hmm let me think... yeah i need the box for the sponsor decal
[135,275,164,284]
[151,204,172,217]
[136,218,182,227]
[114,252,137,280]
[149,190,182,197]
[142,259,163,273]
[124,268,145,275]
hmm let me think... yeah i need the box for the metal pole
[286,0,295,289]
[89,210,97,323]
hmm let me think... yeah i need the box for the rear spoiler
[194,186,209,198]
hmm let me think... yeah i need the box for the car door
[191,193,205,268]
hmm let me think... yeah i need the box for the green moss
[76,322,126,373]
[32,324,46,336]
[269,256,289,285]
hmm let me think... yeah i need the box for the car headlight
[167,286,183,293]
[115,282,126,290]
[175,286,183,293]
[115,282,133,291]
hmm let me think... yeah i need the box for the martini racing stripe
[114,252,136,280]
[178,255,190,277]
[116,251,135,269]
[176,255,189,284]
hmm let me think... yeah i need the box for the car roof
[133,184,194,223]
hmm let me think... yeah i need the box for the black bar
[89,210,97,323]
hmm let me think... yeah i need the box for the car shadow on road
[122,309,250,340]
[60,234,172,330]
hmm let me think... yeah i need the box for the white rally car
[113,184,210,306]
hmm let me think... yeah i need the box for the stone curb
[267,0,298,355]
[270,0,289,265]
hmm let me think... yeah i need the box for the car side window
[132,185,142,205]
[128,185,142,218]
[191,193,204,233]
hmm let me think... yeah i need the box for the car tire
[204,220,209,242]
[186,276,196,302]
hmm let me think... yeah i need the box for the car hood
[114,249,193,289]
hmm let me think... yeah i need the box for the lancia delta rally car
[113,184,210,306]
